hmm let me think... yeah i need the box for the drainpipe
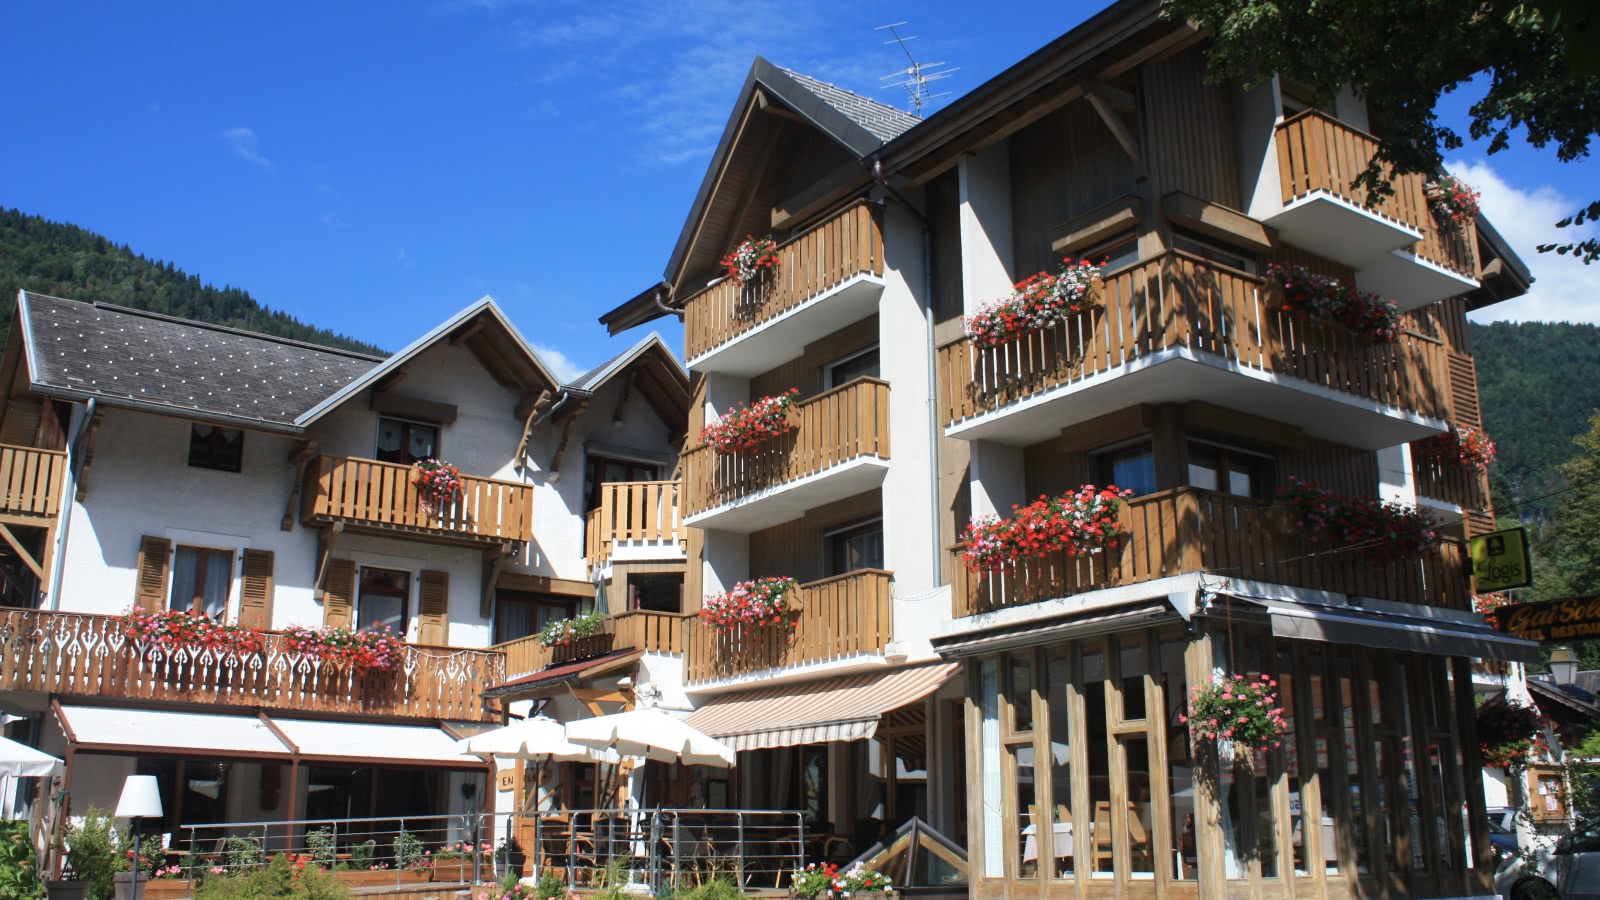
[49,398,95,610]
[651,283,683,321]
[872,161,944,587]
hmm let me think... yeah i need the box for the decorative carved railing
[302,455,533,544]
[937,252,1452,427]
[683,569,893,684]
[0,610,503,721]
[951,488,1469,618]
[682,201,886,360]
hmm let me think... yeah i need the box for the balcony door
[495,590,577,643]
[376,416,439,465]
[826,518,884,577]
[583,455,659,513]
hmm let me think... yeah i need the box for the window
[1093,441,1157,496]
[1172,233,1256,274]
[825,346,880,389]
[494,590,576,643]
[375,417,439,465]
[627,574,683,613]
[583,455,659,513]
[1082,233,1140,274]
[825,518,884,576]
[357,567,410,634]
[188,425,243,472]
[1186,440,1273,499]
[169,546,232,618]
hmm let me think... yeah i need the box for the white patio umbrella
[0,736,59,777]
[564,709,736,768]
[457,715,618,764]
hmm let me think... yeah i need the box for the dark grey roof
[781,69,921,144]
[20,292,382,429]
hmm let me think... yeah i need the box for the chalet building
[596,0,1545,898]
[0,292,689,833]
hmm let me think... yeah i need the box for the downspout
[49,398,95,610]
[872,160,944,587]
[652,283,683,321]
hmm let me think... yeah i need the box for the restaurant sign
[1470,527,1534,592]
[1494,595,1600,643]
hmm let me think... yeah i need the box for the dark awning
[1241,597,1540,663]
[482,650,642,699]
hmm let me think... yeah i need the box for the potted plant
[700,389,799,454]
[1183,674,1289,755]
[1413,426,1496,471]
[1477,699,1544,770]
[494,838,525,877]
[412,457,463,516]
[1424,174,1481,227]
[1278,477,1439,564]
[791,862,839,898]
[429,842,477,883]
[721,235,781,286]
[700,576,800,635]
[280,623,403,672]
[538,610,605,648]
[1265,262,1402,344]
[838,862,894,899]
[0,820,46,899]
[964,257,1104,348]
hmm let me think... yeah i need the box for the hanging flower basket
[281,624,404,672]
[1414,426,1496,471]
[1183,674,1289,754]
[121,608,264,656]
[538,611,605,648]
[1266,262,1401,344]
[958,485,1130,574]
[964,257,1104,348]
[412,458,462,516]
[1278,477,1439,564]
[1477,699,1543,769]
[722,235,781,286]
[700,389,799,454]
[1424,174,1481,227]
[700,576,799,634]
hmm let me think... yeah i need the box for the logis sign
[1470,527,1533,592]
[1494,594,1600,643]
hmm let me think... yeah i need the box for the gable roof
[17,291,381,431]
[567,332,691,435]
[781,69,921,144]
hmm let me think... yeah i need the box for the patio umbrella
[564,709,736,768]
[0,736,59,777]
[457,715,618,764]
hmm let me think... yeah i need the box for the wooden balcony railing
[684,569,892,684]
[1412,454,1488,513]
[496,610,691,679]
[585,481,685,564]
[682,377,891,518]
[951,488,1469,618]
[0,609,503,721]
[683,201,886,360]
[0,444,67,522]
[937,252,1452,427]
[1276,109,1477,277]
[302,455,533,545]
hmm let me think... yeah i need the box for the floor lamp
[116,776,163,900]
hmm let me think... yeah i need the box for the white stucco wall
[959,141,1016,312]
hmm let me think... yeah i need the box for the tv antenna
[877,22,956,117]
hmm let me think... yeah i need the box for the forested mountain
[1469,320,1600,522]
[0,208,382,355]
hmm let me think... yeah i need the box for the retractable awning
[1241,597,1540,663]
[683,663,959,752]
[271,717,484,767]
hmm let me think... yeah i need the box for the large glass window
[825,518,885,576]
[1082,648,1113,877]
[169,546,232,618]
[1046,650,1075,880]
[583,455,660,513]
[1161,639,1195,881]
[1186,440,1274,499]
[825,347,880,389]
[1093,442,1156,497]
[376,417,439,465]
[357,567,410,634]
[493,591,575,643]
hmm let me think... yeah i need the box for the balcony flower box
[958,485,1130,574]
[964,258,1103,348]
[538,610,604,648]
[1278,477,1438,563]
[1414,426,1496,471]
[138,880,193,900]
[280,623,404,673]
[1266,262,1401,344]
[701,389,799,454]
[722,235,781,286]
[701,576,800,634]
[1424,174,1481,227]
[122,608,263,656]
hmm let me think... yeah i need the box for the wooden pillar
[1187,631,1226,900]
[1453,656,1493,890]
[285,760,300,825]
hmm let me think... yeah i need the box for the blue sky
[3,2,1596,379]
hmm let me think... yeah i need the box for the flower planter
[430,859,474,883]
[45,881,88,900]
[331,869,431,888]
[141,880,194,900]
[112,872,146,900]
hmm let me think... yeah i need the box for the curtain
[203,551,232,618]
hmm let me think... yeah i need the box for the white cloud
[1451,158,1600,325]
[530,342,586,382]
[221,127,271,168]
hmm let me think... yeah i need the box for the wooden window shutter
[418,570,449,646]
[237,549,275,629]
[322,558,356,628]
[134,536,172,611]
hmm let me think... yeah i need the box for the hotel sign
[1470,527,1533,592]
[1495,595,1600,643]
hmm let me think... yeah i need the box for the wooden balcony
[496,610,690,679]
[0,609,503,722]
[1275,109,1477,306]
[302,454,533,547]
[951,488,1469,619]
[585,481,686,565]
[0,444,67,524]
[682,201,886,375]
[936,252,1452,448]
[681,378,891,532]
[684,569,893,685]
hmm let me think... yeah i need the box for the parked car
[1496,818,1600,900]
[1487,816,1519,861]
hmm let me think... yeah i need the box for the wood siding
[1010,99,1142,277]
[749,315,879,402]
[682,377,891,517]
[936,252,1452,427]
[749,490,881,584]
[683,568,892,684]
[302,454,533,545]
[682,202,886,361]
[0,608,503,721]
[1142,47,1242,211]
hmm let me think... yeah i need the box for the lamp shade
[115,775,163,818]
[1550,646,1579,686]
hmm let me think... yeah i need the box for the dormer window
[376,417,439,465]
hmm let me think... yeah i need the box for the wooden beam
[771,161,869,231]
[611,375,635,426]
[1086,87,1140,162]
[282,441,318,531]
[313,522,343,595]
[72,409,104,502]
[900,82,1087,187]
[449,317,490,346]
[496,572,594,598]
[515,389,555,423]
[372,364,410,395]
[1088,81,1135,112]
[481,548,509,619]
[753,89,804,123]
[0,523,44,581]
[546,401,587,478]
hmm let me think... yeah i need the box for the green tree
[1532,412,1600,668]
[1166,0,1600,261]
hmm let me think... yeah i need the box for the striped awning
[683,662,960,752]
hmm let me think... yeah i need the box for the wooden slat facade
[584,480,685,565]
[951,488,1470,618]
[495,610,690,679]
[0,443,67,521]
[0,609,503,721]
[681,377,891,518]
[682,568,892,684]
[937,252,1453,428]
[681,201,886,361]
[1276,109,1477,278]
[302,454,533,545]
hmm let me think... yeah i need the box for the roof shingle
[780,69,922,144]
